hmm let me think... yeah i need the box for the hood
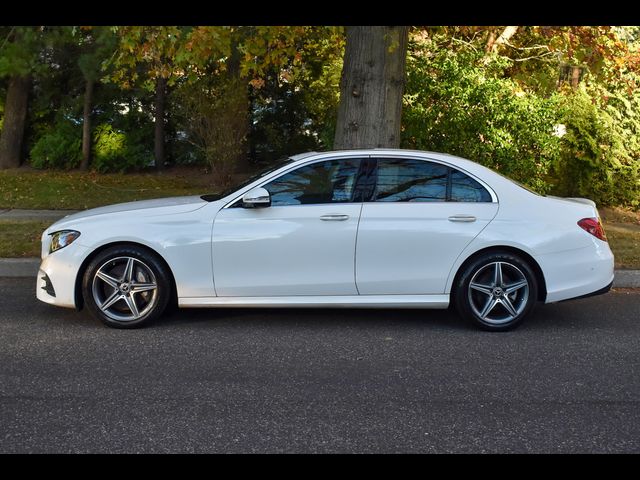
[49,195,207,230]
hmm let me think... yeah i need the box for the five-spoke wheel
[454,252,538,331]
[83,246,171,328]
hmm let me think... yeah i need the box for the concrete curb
[1,257,639,288]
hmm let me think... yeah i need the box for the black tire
[453,251,538,331]
[82,245,172,329]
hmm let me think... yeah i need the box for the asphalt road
[1,278,639,453]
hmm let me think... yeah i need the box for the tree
[0,27,40,169]
[108,26,186,171]
[76,26,116,171]
[333,26,409,150]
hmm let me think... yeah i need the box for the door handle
[320,214,350,221]
[448,215,477,223]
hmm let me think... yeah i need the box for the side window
[263,159,361,206]
[373,158,448,202]
[450,169,492,202]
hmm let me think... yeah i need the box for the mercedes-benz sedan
[36,149,614,331]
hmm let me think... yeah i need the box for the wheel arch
[74,241,178,311]
[450,245,547,302]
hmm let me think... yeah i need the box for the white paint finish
[212,204,362,296]
[179,294,449,309]
[44,200,220,299]
[356,202,498,294]
[35,149,616,315]
[535,240,614,303]
[36,242,91,308]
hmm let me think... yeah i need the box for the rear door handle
[320,214,350,221]
[448,215,477,223]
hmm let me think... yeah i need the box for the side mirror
[242,187,271,208]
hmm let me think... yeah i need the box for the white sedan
[36,149,614,331]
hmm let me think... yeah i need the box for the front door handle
[320,214,350,221]
[448,214,477,223]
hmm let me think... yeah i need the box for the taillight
[578,217,607,242]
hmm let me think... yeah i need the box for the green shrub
[402,43,561,194]
[92,124,152,173]
[29,120,82,170]
[553,87,640,208]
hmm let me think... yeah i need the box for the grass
[0,166,217,210]
[599,207,640,269]
[0,220,50,258]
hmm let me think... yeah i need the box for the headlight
[49,230,81,254]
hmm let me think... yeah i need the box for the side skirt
[178,294,450,309]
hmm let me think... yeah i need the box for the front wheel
[453,252,538,331]
[82,245,172,328]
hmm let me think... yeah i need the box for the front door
[212,157,364,297]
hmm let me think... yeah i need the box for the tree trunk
[154,76,167,171]
[0,75,31,169]
[80,78,94,171]
[333,26,409,150]
[228,30,250,173]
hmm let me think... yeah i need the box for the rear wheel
[454,252,538,331]
[82,245,171,328]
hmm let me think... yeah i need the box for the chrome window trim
[221,152,499,209]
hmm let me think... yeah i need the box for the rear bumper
[537,240,615,303]
[559,279,613,302]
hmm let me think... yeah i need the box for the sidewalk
[1,209,639,287]
[0,208,79,221]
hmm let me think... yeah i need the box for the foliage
[29,119,82,169]
[92,124,152,173]
[402,38,561,193]
[553,86,640,207]
[173,77,249,186]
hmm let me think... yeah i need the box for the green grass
[0,220,50,258]
[0,167,217,210]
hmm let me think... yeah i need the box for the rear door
[355,156,499,295]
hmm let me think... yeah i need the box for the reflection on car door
[355,156,499,295]
[212,158,365,297]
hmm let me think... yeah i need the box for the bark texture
[80,78,94,171]
[154,76,167,171]
[0,75,31,169]
[333,26,409,150]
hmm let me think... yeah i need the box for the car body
[36,149,614,330]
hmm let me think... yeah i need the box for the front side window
[263,158,362,206]
[372,158,448,202]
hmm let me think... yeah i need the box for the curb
[1,257,639,288]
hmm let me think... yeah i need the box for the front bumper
[36,243,90,309]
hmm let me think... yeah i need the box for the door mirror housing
[242,187,271,208]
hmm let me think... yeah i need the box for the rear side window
[361,158,493,203]
[373,158,448,202]
[450,169,492,202]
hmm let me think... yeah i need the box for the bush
[92,124,152,173]
[30,120,82,170]
[402,43,561,194]
[552,87,640,208]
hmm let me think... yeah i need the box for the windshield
[201,157,294,202]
